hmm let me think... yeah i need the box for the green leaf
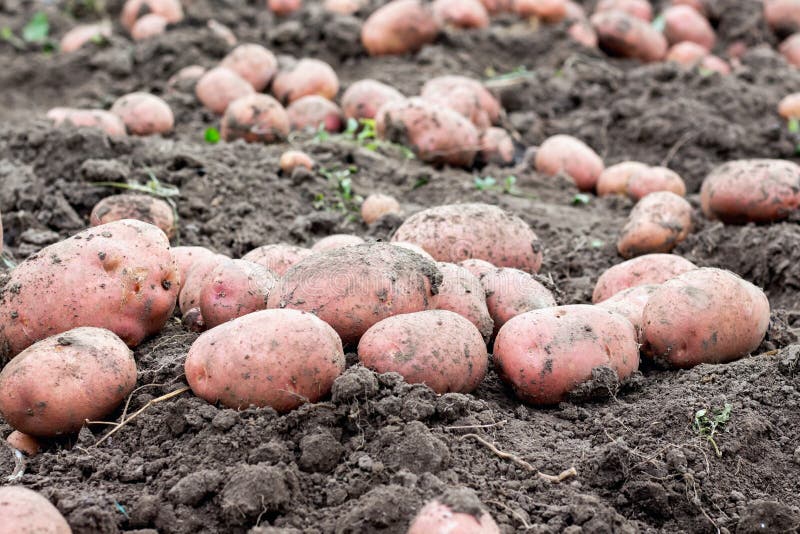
[204,127,220,144]
[413,176,430,189]
[651,14,666,33]
[22,12,49,43]
[572,193,591,205]
[789,118,800,134]
[474,176,497,191]
[344,117,359,136]
[590,239,604,248]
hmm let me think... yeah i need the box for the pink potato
[185,309,345,412]
[207,19,237,46]
[481,267,556,334]
[195,67,256,115]
[671,0,706,15]
[311,234,365,252]
[480,0,513,14]
[393,203,543,272]
[242,244,314,276]
[617,192,693,258]
[642,268,770,368]
[324,0,363,14]
[267,243,441,344]
[421,75,501,128]
[764,0,800,37]
[166,65,206,91]
[199,259,278,328]
[110,92,174,136]
[221,93,290,143]
[47,108,127,137]
[408,499,500,534]
[699,55,730,75]
[90,194,176,239]
[564,0,585,19]
[596,161,649,197]
[271,59,339,105]
[591,10,668,62]
[287,95,344,132]
[120,0,183,31]
[341,79,405,121]
[361,194,401,224]
[0,220,179,358]
[666,40,708,64]
[494,305,640,405]
[279,150,315,173]
[596,284,660,340]
[0,487,72,534]
[535,134,605,192]
[432,263,494,340]
[663,5,715,50]
[60,22,112,53]
[568,20,598,48]
[0,327,136,437]
[393,242,435,260]
[592,253,697,303]
[268,0,302,15]
[479,127,515,165]
[513,0,568,22]
[220,44,278,91]
[595,0,653,21]
[131,13,167,41]
[626,166,686,200]
[432,0,490,29]
[171,246,217,289]
[780,33,800,67]
[358,310,488,393]
[6,431,40,456]
[459,258,496,279]
[778,92,800,119]
[179,253,230,315]
[361,0,439,56]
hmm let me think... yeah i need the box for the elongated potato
[596,284,660,341]
[60,22,112,53]
[195,67,255,115]
[626,167,686,200]
[272,59,339,104]
[90,194,176,239]
[591,10,668,62]
[514,0,567,22]
[312,234,365,251]
[361,0,440,56]
[535,134,604,192]
[279,150,315,173]
[592,253,697,303]
[617,192,692,258]
[110,92,174,136]
[0,487,72,534]
[432,263,493,340]
[358,310,488,393]
[221,93,290,143]
[242,243,314,275]
[341,79,405,121]
[642,268,770,368]
[220,44,278,91]
[171,246,216,291]
[479,127,515,166]
[663,5,715,49]
[199,259,278,328]
[47,108,126,137]
[596,161,649,197]
[481,267,556,334]
[421,75,501,128]
[0,327,136,436]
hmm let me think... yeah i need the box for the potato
[268,243,441,344]
[592,253,697,303]
[393,203,543,272]
[564,0,585,19]
[324,0,363,14]
[0,487,71,534]
[6,431,40,456]
[421,75,501,129]
[432,0,490,29]
[0,327,136,436]
[481,267,556,334]
[171,246,216,289]
[663,5,715,49]
[393,242,435,260]
[268,0,302,15]
[287,95,344,132]
[110,92,174,136]
[272,58,339,105]
[494,305,639,405]
[626,166,686,200]
[312,234,365,252]
[0,220,179,357]
[432,263,493,340]
[195,67,256,115]
[700,159,800,223]
[166,65,206,92]
[376,98,480,167]
[778,92,800,119]
[185,309,344,412]
[459,258,496,278]
[617,192,692,258]
[131,13,167,40]
[596,284,660,340]
[361,193,401,224]
[409,499,500,534]
[121,0,183,30]
[513,0,568,22]
[242,244,314,276]
[207,19,237,46]
[199,259,278,328]
[60,22,112,53]
[358,310,488,393]
[642,268,770,368]
[479,127,515,165]
[361,0,440,56]
[596,161,648,197]
[780,33,800,67]
[535,134,604,192]
[221,94,290,143]
[764,0,800,37]
[591,10,668,62]
[341,79,405,121]
[279,150,315,173]
[595,0,652,20]
[47,108,126,137]
[671,0,706,15]
[220,44,278,91]
[666,40,708,64]
[90,194,176,239]
[568,20,598,48]
[480,0,512,14]
[699,54,730,74]
[179,253,230,315]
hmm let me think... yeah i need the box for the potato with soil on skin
[765,0,800,37]
[311,234,365,252]
[595,0,653,21]
[481,267,556,334]
[221,93,290,144]
[596,161,649,197]
[778,92,800,119]
[361,0,440,56]
[361,193,401,224]
[271,58,339,105]
[592,253,697,303]
[358,310,488,393]
[432,0,490,29]
[494,305,640,405]
[408,498,500,534]
[6,431,40,456]
[421,75,501,129]
[617,191,693,258]
[287,95,344,132]
[591,10,668,62]
[779,33,800,67]
[341,79,405,121]
[513,0,568,22]
[432,263,494,340]
[268,0,302,15]
[663,5,715,50]
[393,242,435,260]
[90,194,176,239]
[195,67,255,115]
[110,92,174,136]
[220,44,278,91]
[279,150,315,173]
[268,243,442,344]
[596,284,660,341]
[0,220,179,358]
[121,0,183,30]
[700,159,800,223]
[199,259,278,329]
[626,166,686,200]
[60,22,112,53]
[46,108,127,137]
[0,486,72,534]
[459,258,496,278]
[479,127,515,166]
[0,327,136,437]
[171,246,216,289]
[393,203,543,272]
[242,244,314,276]
[642,268,770,368]
[179,253,231,316]
[535,134,605,192]
[131,13,168,40]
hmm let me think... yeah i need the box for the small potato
[780,33,800,67]
[131,13,167,40]
[6,431,40,456]
[0,487,72,534]
[481,267,556,334]
[171,246,216,289]
[479,127,515,165]
[166,65,206,92]
[700,159,800,223]
[47,108,126,137]
[764,0,800,37]
[60,22,112,53]
[195,67,256,115]
[312,234,365,252]
[341,79,405,121]
[409,499,500,534]
[185,309,344,412]
[663,5,715,50]
[0,327,136,437]
[358,310,488,393]
[626,166,686,200]
[591,10,668,62]
[494,305,639,405]
[432,263,493,340]
[279,150,315,173]
[324,0,363,14]
[393,203,543,272]
[535,134,604,192]
[666,40,708,65]
[642,268,770,368]
[90,194,176,239]
[110,92,174,136]
[596,284,660,340]
[268,0,302,15]
[617,192,692,258]
[220,44,278,91]
[287,95,344,132]
[568,20,599,47]
[778,92,800,119]
[421,75,501,128]
[361,0,440,56]
[121,0,183,30]
[595,0,652,21]
[242,243,314,276]
[432,0,490,29]
[361,193,401,224]
[199,259,278,328]
[272,58,339,104]
[221,93,290,143]
[592,253,697,303]
[459,258,496,278]
[513,0,568,22]
[596,161,649,197]
[179,253,230,315]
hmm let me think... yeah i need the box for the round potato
[591,10,668,62]
[110,92,174,136]
[121,0,183,30]
[593,253,697,303]
[433,0,489,29]
[220,43,278,91]
[596,161,649,197]
[535,134,604,192]
[272,58,339,105]
[780,34,800,67]
[626,167,686,200]
[287,95,344,132]
[361,194,401,224]
[195,67,255,115]
[131,13,167,40]
[420,75,501,128]
[242,243,314,276]
[179,253,230,315]
[596,284,660,341]
[311,234,365,252]
[221,93,290,143]
[432,263,493,340]
[663,5,715,49]
[341,79,405,121]
[6,431,40,456]
[199,259,278,328]
[409,498,500,534]
[361,0,440,56]
[268,0,302,15]
[481,267,556,334]
[765,0,800,37]
[47,108,126,137]
[90,194,176,239]
[0,487,72,534]
[60,22,112,53]
[617,192,693,258]
[279,150,315,173]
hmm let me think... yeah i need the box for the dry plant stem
[487,499,533,530]
[444,419,507,431]
[462,433,578,483]
[5,447,26,482]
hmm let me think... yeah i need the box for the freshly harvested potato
[358,310,488,393]
[481,267,556,334]
[361,193,401,224]
[700,159,800,223]
[535,134,605,192]
[663,5,715,49]
[268,0,302,15]
[167,65,206,91]
[221,94,290,143]
[393,203,543,272]
[480,0,512,14]
[361,0,440,56]
[494,305,639,405]
[110,92,174,136]
[272,58,339,104]
[121,0,183,30]
[60,22,112,53]
[699,54,731,74]
[287,95,344,132]
[311,234,365,252]
[432,0,490,29]
[171,246,216,289]
[408,498,500,534]
[6,431,40,456]
[421,75,501,129]
[268,243,441,344]
[131,13,167,40]
[279,150,315,173]
[207,19,237,46]
[459,258,496,278]
[513,0,568,22]
[592,253,697,303]
[324,0,363,14]
[591,10,668,62]
[179,253,230,315]
[0,220,179,357]
[617,192,693,258]
[220,44,278,91]
[0,327,136,437]
[596,284,660,340]
[341,79,405,120]
[185,309,344,412]
[780,33,800,67]
[642,268,770,368]
[764,0,800,37]
[90,194,176,239]
[242,243,314,276]
[199,259,278,328]
[626,167,686,200]
[432,263,493,340]
[47,108,127,137]
[0,487,72,534]
[671,0,706,14]
[479,128,515,166]
[778,92,800,118]
[568,19,599,48]
[666,42,731,73]
[393,242,435,260]
[596,161,649,197]
[195,67,255,115]
[595,0,653,20]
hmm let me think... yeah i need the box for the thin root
[444,420,507,431]
[462,433,577,483]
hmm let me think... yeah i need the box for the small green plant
[692,403,733,457]
[204,127,221,144]
[337,118,415,159]
[473,175,531,198]
[413,175,431,190]
[572,193,591,205]
[474,176,497,191]
[2,12,55,52]
[316,166,363,218]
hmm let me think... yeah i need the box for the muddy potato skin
[0,220,179,358]
[361,194,401,224]
[408,500,500,534]
[642,268,770,368]
[120,0,183,30]
[593,253,697,303]
[220,93,290,143]
[178,253,230,315]
[596,284,660,341]
[420,75,501,128]
[617,191,693,258]
[110,92,174,136]
[242,244,314,276]
[0,327,137,437]
[432,263,494,340]
[341,79,405,120]
[311,234,365,252]
[185,309,345,412]
[393,203,543,273]
[6,430,40,456]
[663,5,715,49]
[591,10,668,62]
[535,134,604,192]
[60,22,112,53]
[287,95,344,132]
[361,0,440,56]
[459,258,496,279]
[220,43,278,91]
[272,59,339,104]
[494,305,639,405]
[195,67,255,115]
[199,259,278,328]
[47,108,126,137]
[0,486,72,534]
[358,310,488,393]
[481,267,557,334]
[90,194,176,239]
[433,0,489,29]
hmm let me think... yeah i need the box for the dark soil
[1,0,800,533]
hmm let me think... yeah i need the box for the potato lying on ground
[596,161,649,197]
[0,327,136,436]
[341,79,405,121]
[459,258,496,278]
[361,193,401,224]
[312,234,365,251]
[592,253,697,303]
[167,65,206,91]
[626,167,686,200]
[207,19,237,46]
[242,244,314,276]
[268,243,441,344]
[110,92,174,136]
[514,0,567,22]
[568,19,598,48]
[199,259,278,328]
[325,0,363,14]
[268,0,302,15]
[131,13,167,40]
[672,0,706,15]
[595,0,652,20]
[0,487,72,534]
[642,268,770,368]
[121,0,183,30]
[171,246,216,289]
[666,42,731,74]
[220,44,278,91]
[700,159,800,223]
[778,92,800,119]
[408,495,500,534]
[421,75,501,129]
[596,284,660,341]
[432,263,493,340]
[480,0,512,15]
[780,33,800,67]
[60,22,112,53]
[393,203,543,272]
[272,59,339,104]
[358,310,488,393]
[90,194,176,239]
[481,267,556,334]
[279,150,315,173]
[591,10,668,62]
[535,134,604,192]
[479,127,515,166]
[6,431,40,456]
[47,108,127,137]
[432,0,489,29]
[617,192,692,258]
[0,220,179,357]
[764,0,800,37]
[179,253,230,315]
[663,5,715,49]
[361,0,439,56]
[495,305,639,405]
[195,67,255,115]
[221,94,290,143]
[287,95,344,132]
